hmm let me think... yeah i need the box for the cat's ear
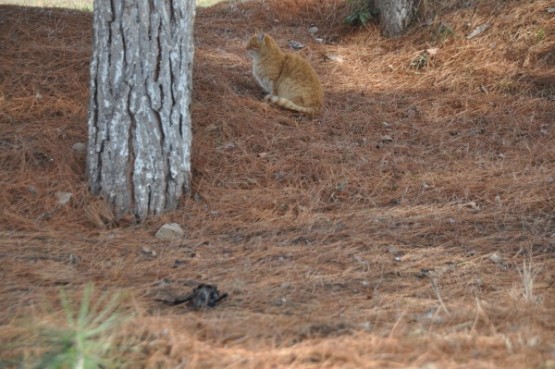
[257,33,265,42]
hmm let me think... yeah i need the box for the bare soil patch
[1,1,554,367]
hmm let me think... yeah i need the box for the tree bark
[374,0,416,37]
[87,0,195,220]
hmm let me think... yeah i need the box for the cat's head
[246,33,274,58]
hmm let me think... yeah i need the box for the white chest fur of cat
[246,33,323,115]
[251,63,273,93]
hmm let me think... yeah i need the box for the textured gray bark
[87,0,195,220]
[374,0,416,37]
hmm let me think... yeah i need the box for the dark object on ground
[155,284,228,309]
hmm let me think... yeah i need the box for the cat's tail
[265,95,320,115]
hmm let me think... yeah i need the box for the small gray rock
[489,252,503,264]
[155,223,185,241]
[26,186,38,195]
[380,135,393,143]
[288,40,305,50]
[54,191,72,206]
[466,23,490,39]
[72,142,87,154]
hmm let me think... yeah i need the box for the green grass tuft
[33,284,125,369]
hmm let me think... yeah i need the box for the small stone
[72,142,86,154]
[547,7,555,13]
[142,246,157,257]
[222,142,235,151]
[387,245,399,255]
[360,321,371,331]
[323,53,343,63]
[527,336,540,347]
[380,135,393,143]
[155,223,185,241]
[466,23,490,39]
[288,40,304,50]
[426,48,439,56]
[273,171,285,181]
[308,25,318,34]
[54,191,72,205]
[489,252,503,264]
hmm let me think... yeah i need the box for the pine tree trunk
[87,0,195,220]
[374,0,416,37]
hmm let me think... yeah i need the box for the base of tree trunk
[87,0,195,221]
[372,0,417,37]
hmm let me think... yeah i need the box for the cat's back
[282,53,318,78]
[280,53,323,100]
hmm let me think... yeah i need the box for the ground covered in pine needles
[1,0,554,368]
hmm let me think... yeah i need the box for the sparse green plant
[535,28,545,43]
[410,52,429,70]
[435,22,455,43]
[345,0,378,26]
[33,284,125,369]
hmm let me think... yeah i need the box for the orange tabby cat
[246,33,323,114]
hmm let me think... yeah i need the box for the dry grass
[1,0,554,368]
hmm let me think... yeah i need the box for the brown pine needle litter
[0,0,554,368]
